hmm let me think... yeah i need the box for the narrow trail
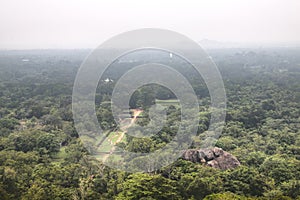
[101,109,142,162]
[129,109,142,126]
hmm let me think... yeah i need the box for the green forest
[0,48,299,199]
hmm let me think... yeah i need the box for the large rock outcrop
[181,147,240,170]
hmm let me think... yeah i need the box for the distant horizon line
[1,40,300,51]
[1,46,300,51]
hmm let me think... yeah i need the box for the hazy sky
[0,0,299,49]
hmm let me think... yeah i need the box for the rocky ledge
[181,147,240,170]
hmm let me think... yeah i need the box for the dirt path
[101,109,142,162]
[129,109,142,126]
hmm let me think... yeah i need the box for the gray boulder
[181,147,240,170]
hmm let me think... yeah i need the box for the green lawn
[97,131,126,153]
[155,99,180,107]
[98,139,113,152]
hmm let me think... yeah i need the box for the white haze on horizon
[0,0,299,49]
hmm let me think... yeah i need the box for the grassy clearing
[108,132,121,143]
[107,154,123,162]
[97,131,126,153]
[97,137,113,153]
[155,99,180,107]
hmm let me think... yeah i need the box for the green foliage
[259,155,300,185]
[280,180,300,199]
[8,130,60,155]
[203,192,256,200]
[116,173,181,200]
[0,49,300,199]
[222,166,271,196]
